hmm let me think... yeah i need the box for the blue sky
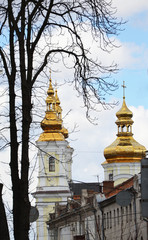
[110,1,148,108]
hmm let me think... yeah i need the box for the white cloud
[91,38,148,70]
[113,0,148,18]
[131,106,148,149]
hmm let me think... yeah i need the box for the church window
[49,156,55,172]
[118,126,121,133]
[109,173,113,181]
[53,103,55,110]
[122,125,126,132]
[49,103,52,110]
[127,125,130,132]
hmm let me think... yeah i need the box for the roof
[69,182,101,196]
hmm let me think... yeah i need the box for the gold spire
[103,82,146,163]
[38,74,69,141]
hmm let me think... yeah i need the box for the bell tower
[102,82,146,186]
[34,76,73,240]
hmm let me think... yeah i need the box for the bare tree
[0,184,10,240]
[0,0,123,239]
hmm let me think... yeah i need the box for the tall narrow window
[129,203,132,221]
[127,125,130,132]
[117,208,119,225]
[107,212,109,229]
[49,156,55,172]
[110,211,112,228]
[109,173,113,181]
[122,125,126,132]
[126,206,128,223]
[114,209,116,227]
[104,213,106,230]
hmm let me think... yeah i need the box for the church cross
[122,81,126,98]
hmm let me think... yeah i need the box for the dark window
[49,156,55,172]
[109,173,113,181]
[104,213,106,229]
[110,211,112,228]
[98,215,100,228]
[74,236,85,240]
[126,206,128,223]
[129,203,132,221]
[117,208,119,225]
[107,212,109,229]
[114,209,116,227]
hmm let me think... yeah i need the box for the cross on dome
[122,81,126,99]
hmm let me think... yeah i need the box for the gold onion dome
[103,84,146,163]
[38,77,69,141]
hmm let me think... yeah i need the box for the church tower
[102,82,146,186]
[34,76,73,240]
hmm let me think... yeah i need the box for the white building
[33,77,73,240]
[47,175,148,240]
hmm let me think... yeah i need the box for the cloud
[91,37,148,70]
[130,105,148,149]
[113,0,148,18]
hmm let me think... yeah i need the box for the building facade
[99,175,147,240]
[47,175,148,240]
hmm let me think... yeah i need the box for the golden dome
[38,76,69,141]
[104,95,146,163]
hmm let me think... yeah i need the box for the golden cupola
[38,77,68,141]
[104,85,146,163]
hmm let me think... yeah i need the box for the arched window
[127,125,130,132]
[49,156,55,172]
[122,125,126,132]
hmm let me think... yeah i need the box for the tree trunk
[0,184,10,240]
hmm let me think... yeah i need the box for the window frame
[49,156,55,172]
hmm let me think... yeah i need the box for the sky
[54,0,148,183]
[1,0,148,230]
